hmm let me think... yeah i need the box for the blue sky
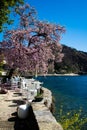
[28,0,87,52]
[0,0,87,52]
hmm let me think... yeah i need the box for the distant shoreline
[23,73,87,78]
[37,73,79,76]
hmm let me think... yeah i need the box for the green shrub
[58,105,87,130]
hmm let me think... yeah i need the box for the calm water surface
[36,75,87,119]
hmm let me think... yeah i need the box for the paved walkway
[0,90,22,121]
[0,90,39,130]
[0,88,63,130]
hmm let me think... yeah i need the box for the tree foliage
[0,4,65,75]
[0,0,24,32]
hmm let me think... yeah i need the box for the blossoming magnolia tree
[0,4,65,75]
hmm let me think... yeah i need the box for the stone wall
[32,87,63,130]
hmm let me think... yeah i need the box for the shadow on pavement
[8,106,39,130]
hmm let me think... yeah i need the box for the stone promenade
[0,88,63,130]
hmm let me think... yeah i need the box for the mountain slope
[54,45,87,74]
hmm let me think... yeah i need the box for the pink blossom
[1,4,65,75]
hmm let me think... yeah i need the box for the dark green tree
[0,0,24,32]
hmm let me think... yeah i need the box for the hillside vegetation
[54,45,87,74]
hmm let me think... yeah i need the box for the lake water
[36,75,87,120]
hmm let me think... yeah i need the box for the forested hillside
[54,45,87,74]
